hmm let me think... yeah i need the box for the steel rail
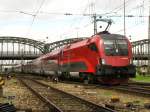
[58,80,150,97]
[20,78,116,112]
[127,82,150,86]
[113,85,150,96]
[19,78,63,112]
[32,79,117,112]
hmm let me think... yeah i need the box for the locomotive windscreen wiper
[116,39,128,56]
[103,38,129,56]
[103,39,117,56]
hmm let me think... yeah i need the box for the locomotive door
[58,49,63,71]
[67,50,71,71]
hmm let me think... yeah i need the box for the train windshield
[103,39,128,56]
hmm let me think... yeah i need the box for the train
[12,31,136,85]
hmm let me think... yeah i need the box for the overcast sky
[0,0,149,42]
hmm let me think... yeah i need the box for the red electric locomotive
[22,31,135,85]
[11,19,136,85]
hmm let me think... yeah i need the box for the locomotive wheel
[79,72,84,81]
[61,72,70,79]
[87,74,95,84]
[79,73,95,84]
[65,72,71,79]
[84,74,95,84]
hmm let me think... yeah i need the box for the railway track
[58,80,150,97]
[19,78,116,112]
[128,82,150,86]
[112,84,150,96]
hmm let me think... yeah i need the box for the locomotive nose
[104,57,130,67]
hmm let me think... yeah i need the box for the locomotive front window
[103,39,116,55]
[103,39,128,56]
[117,39,128,55]
[103,40,114,49]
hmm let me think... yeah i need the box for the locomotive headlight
[101,59,106,65]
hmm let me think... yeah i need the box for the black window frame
[103,39,128,56]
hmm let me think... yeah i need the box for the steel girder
[0,36,45,53]
[131,39,150,47]
[1,36,149,55]
[0,36,86,54]
[0,36,149,62]
[45,37,87,52]
[131,39,150,60]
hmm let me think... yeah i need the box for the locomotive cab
[96,33,136,83]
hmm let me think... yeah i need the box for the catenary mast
[148,0,150,74]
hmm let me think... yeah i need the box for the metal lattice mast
[148,1,150,74]
[124,0,126,36]
[93,14,97,35]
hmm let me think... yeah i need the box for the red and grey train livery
[13,31,136,85]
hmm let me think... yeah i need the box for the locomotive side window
[88,43,98,52]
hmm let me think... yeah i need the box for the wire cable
[26,0,46,37]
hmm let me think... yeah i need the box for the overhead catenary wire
[114,21,144,34]
[0,0,149,41]
[25,0,46,37]
[114,0,147,34]
[59,0,97,39]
